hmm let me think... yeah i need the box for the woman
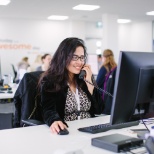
[17,57,30,82]
[36,54,52,71]
[39,37,103,134]
[30,55,42,72]
[96,49,117,89]
[96,49,117,114]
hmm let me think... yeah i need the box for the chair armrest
[21,119,44,126]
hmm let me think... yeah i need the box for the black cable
[138,105,150,132]
[83,79,113,97]
[141,119,150,132]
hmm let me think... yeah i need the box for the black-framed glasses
[72,55,86,62]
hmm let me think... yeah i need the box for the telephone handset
[79,70,86,79]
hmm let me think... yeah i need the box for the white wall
[85,21,153,64]
[118,21,152,52]
[85,22,103,54]
[0,18,153,76]
[0,19,84,75]
[111,21,153,63]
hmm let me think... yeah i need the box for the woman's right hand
[50,121,67,134]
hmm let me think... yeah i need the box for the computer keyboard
[78,121,139,134]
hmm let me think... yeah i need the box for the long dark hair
[39,37,87,92]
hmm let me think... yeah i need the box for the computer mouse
[58,128,69,135]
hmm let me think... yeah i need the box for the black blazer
[40,78,103,126]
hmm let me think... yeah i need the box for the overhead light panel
[117,19,131,24]
[73,4,100,11]
[96,41,102,47]
[0,0,11,5]
[146,11,154,16]
[47,15,69,20]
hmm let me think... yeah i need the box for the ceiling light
[96,41,102,47]
[146,11,154,16]
[73,4,100,11]
[117,19,131,24]
[0,0,11,5]
[47,15,69,20]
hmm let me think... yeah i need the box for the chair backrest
[11,64,17,83]
[13,71,44,127]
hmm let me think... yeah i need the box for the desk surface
[0,116,151,154]
[0,86,17,99]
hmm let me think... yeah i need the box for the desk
[0,87,17,99]
[0,116,151,154]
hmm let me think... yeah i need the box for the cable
[141,119,150,132]
[137,105,150,132]
[83,79,113,97]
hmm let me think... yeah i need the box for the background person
[96,49,117,114]
[17,57,30,70]
[36,54,52,71]
[17,57,30,82]
[39,37,103,134]
[30,55,42,72]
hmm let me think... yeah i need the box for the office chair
[11,64,17,83]
[13,71,44,127]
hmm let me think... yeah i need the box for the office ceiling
[0,0,154,22]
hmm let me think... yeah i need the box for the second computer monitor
[110,51,154,125]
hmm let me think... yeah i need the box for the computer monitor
[110,51,154,125]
